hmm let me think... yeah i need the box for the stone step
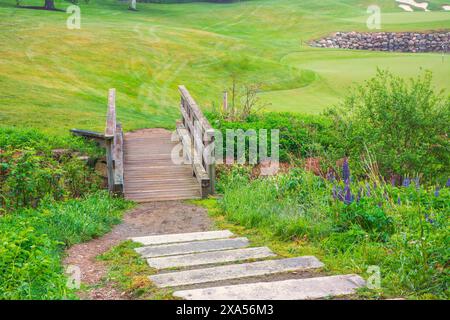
[131,230,234,246]
[136,238,249,258]
[147,247,275,269]
[149,256,324,288]
[173,274,365,300]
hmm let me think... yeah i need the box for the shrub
[327,70,450,182]
[0,127,102,213]
[207,111,339,163]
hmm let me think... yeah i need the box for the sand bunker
[396,0,429,11]
[398,4,414,11]
[443,5,450,11]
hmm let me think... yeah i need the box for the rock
[310,31,450,53]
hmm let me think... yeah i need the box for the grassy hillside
[0,0,449,134]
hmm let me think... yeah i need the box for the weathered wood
[105,137,114,192]
[105,88,116,138]
[103,88,124,195]
[113,123,124,194]
[70,129,105,140]
[124,129,201,202]
[178,85,216,198]
[176,122,210,198]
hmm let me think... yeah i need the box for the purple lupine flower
[434,186,440,197]
[425,214,434,224]
[373,181,377,189]
[366,183,371,197]
[446,178,450,187]
[397,195,401,205]
[344,185,352,204]
[402,177,411,187]
[332,185,337,199]
[342,158,350,183]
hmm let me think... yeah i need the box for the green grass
[0,0,449,134]
[0,192,133,299]
[97,240,176,300]
[198,167,450,299]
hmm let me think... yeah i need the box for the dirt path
[63,201,212,300]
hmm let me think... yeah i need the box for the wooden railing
[177,85,215,198]
[104,88,124,194]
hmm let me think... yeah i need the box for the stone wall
[310,31,449,53]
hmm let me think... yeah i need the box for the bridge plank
[123,129,201,202]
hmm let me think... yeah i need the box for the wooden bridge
[100,86,215,202]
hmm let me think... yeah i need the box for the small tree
[328,70,450,181]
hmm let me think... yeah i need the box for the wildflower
[434,186,440,197]
[366,183,371,197]
[327,171,336,182]
[397,195,401,205]
[446,178,450,188]
[342,158,350,183]
[402,177,410,187]
[373,181,377,189]
[425,214,434,224]
[344,185,352,205]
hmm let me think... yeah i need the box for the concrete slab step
[173,274,366,300]
[147,247,275,269]
[149,256,324,288]
[131,230,234,246]
[135,237,249,258]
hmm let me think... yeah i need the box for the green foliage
[328,70,450,181]
[335,199,394,242]
[207,111,338,163]
[218,167,449,298]
[0,127,102,213]
[0,127,101,156]
[0,192,132,300]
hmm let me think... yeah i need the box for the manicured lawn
[0,0,449,134]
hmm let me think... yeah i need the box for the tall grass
[219,166,449,299]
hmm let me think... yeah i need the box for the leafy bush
[0,192,132,299]
[0,126,100,156]
[206,111,338,163]
[335,199,394,241]
[0,127,102,213]
[218,166,449,298]
[327,70,450,182]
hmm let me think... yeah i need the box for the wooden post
[105,88,116,193]
[105,137,114,192]
[223,91,228,113]
[208,136,216,195]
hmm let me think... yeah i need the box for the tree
[129,0,137,11]
[44,0,55,10]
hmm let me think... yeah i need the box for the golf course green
[0,0,449,134]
